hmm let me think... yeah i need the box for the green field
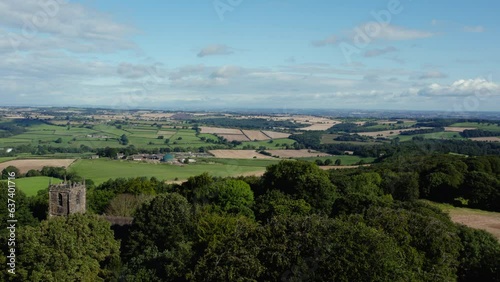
[395,131,465,142]
[0,157,16,163]
[321,134,387,145]
[0,119,211,150]
[198,158,282,167]
[235,138,296,149]
[3,177,63,197]
[1,119,298,151]
[449,122,500,132]
[69,159,269,185]
[358,123,416,132]
[298,155,376,165]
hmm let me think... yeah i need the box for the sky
[0,0,499,111]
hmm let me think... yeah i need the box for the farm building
[129,154,164,161]
[162,154,175,162]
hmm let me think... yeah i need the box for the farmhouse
[129,154,164,161]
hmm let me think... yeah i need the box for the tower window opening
[58,193,63,206]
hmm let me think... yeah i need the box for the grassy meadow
[1,176,63,197]
[68,158,269,185]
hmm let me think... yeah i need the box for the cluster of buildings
[110,152,212,164]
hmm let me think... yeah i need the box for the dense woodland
[1,153,500,281]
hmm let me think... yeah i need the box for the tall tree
[262,161,337,213]
[193,179,255,218]
[123,193,195,281]
[12,214,120,281]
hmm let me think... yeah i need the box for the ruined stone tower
[48,180,86,217]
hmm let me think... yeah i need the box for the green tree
[456,224,500,282]
[194,179,255,218]
[254,190,311,221]
[334,158,341,165]
[364,203,462,281]
[0,182,37,234]
[120,134,129,145]
[25,169,42,177]
[350,172,383,196]
[262,161,337,213]
[381,171,420,201]
[461,171,500,211]
[28,188,49,221]
[259,214,411,281]
[105,194,153,217]
[192,212,263,281]
[12,214,120,281]
[421,159,467,203]
[123,193,195,281]
[330,193,393,217]
[1,165,20,179]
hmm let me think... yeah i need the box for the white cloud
[311,35,337,47]
[463,25,485,33]
[117,63,163,79]
[197,44,233,57]
[210,65,242,78]
[415,71,448,80]
[344,23,434,42]
[363,46,397,57]
[313,24,433,47]
[418,78,499,97]
[169,65,206,81]
[0,0,137,53]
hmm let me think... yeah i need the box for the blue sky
[0,0,499,111]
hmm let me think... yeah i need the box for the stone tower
[48,180,86,217]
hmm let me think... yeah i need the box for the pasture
[321,134,386,146]
[395,131,464,142]
[356,127,433,138]
[68,158,269,185]
[235,138,296,149]
[0,157,16,163]
[0,118,217,150]
[449,122,500,132]
[14,177,63,197]
[266,149,331,158]
[298,155,376,165]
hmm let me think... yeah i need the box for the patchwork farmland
[200,126,291,142]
